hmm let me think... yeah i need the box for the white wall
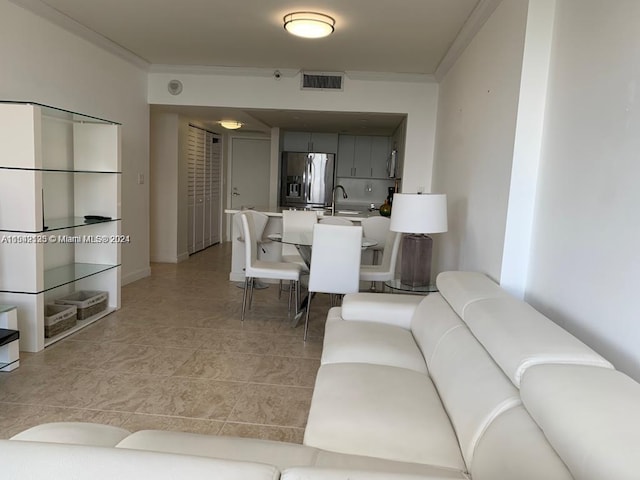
[150,112,179,262]
[431,0,529,281]
[147,69,439,195]
[0,1,150,284]
[526,0,640,380]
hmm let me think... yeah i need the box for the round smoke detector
[167,79,183,95]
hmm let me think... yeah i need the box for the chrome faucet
[331,185,348,216]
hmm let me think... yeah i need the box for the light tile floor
[0,243,329,443]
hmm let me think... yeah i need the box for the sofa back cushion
[462,298,613,387]
[410,293,464,365]
[521,365,640,480]
[436,271,509,318]
[0,440,280,480]
[470,405,573,480]
[425,321,520,467]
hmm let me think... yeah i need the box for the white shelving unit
[0,102,121,352]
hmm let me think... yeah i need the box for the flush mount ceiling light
[284,12,335,39]
[219,120,243,130]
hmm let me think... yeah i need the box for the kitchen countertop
[224,204,383,221]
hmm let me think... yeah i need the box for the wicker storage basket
[55,290,108,320]
[44,304,77,338]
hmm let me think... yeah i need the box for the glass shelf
[0,217,120,234]
[0,328,19,347]
[0,263,119,294]
[0,166,121,174]
[45,217,120,232]
[0,101,120,125]
[44,263,119,293]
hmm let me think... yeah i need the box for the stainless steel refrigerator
[280,152,335,208]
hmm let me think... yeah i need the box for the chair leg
[241,277,249,322]
[288,280,294,315]
[304,293,312,342]
[249,278,255,309]
[295,281,300,314]
[279,280,283,300]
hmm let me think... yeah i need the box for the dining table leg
[290,244,312,328]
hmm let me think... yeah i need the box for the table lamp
[390,193,448,287]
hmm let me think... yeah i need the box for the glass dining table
[268,232,378,325]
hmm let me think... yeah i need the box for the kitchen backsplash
[334,177,397,208]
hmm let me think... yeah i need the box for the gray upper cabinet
[282,131,338,153]
[336,135,355,177]
[337,134,391,179]
[370,136,391,178]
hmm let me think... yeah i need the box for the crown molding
[10,0,150,70]
[434,0,503,81]
[149,64,435,84]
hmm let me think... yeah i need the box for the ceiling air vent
[301,71,344,91]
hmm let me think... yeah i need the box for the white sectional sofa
[4,271,640,479]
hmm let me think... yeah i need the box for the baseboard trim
[122,267,151,286]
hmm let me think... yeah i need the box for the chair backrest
[308,224,363,294]
[282,210,318,256]
[361,216,390,251]
[378,230,402,273]
[319,216,354,226]
[234,211,269,243]
[239,212,259,272]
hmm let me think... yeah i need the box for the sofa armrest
[10,422,131,447]
[340,293,423,330]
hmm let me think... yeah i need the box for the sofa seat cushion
[315,449,470,479]
[10,422,131,447]
[322,316,428,373]
[116,430,317,470]
[0,440,279,480]
[304,363,465,470]
[282,467,468,480]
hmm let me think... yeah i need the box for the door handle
[232,192,240,196]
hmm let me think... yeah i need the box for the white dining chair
[233,211,272,289]
[239,212,302,322]
[281,210,318,270]
[234,211,272,250]
[319,216,354,226]
[359,230,401,292]
[361,216,391,265]
[304,223,363,341]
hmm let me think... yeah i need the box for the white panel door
[230,137,270,210]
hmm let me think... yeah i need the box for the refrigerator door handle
[307,155,314,203]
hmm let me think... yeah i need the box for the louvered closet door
[208,134,221,245]
[188,126,221,254]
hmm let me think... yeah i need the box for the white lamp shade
[390,193,448,234]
